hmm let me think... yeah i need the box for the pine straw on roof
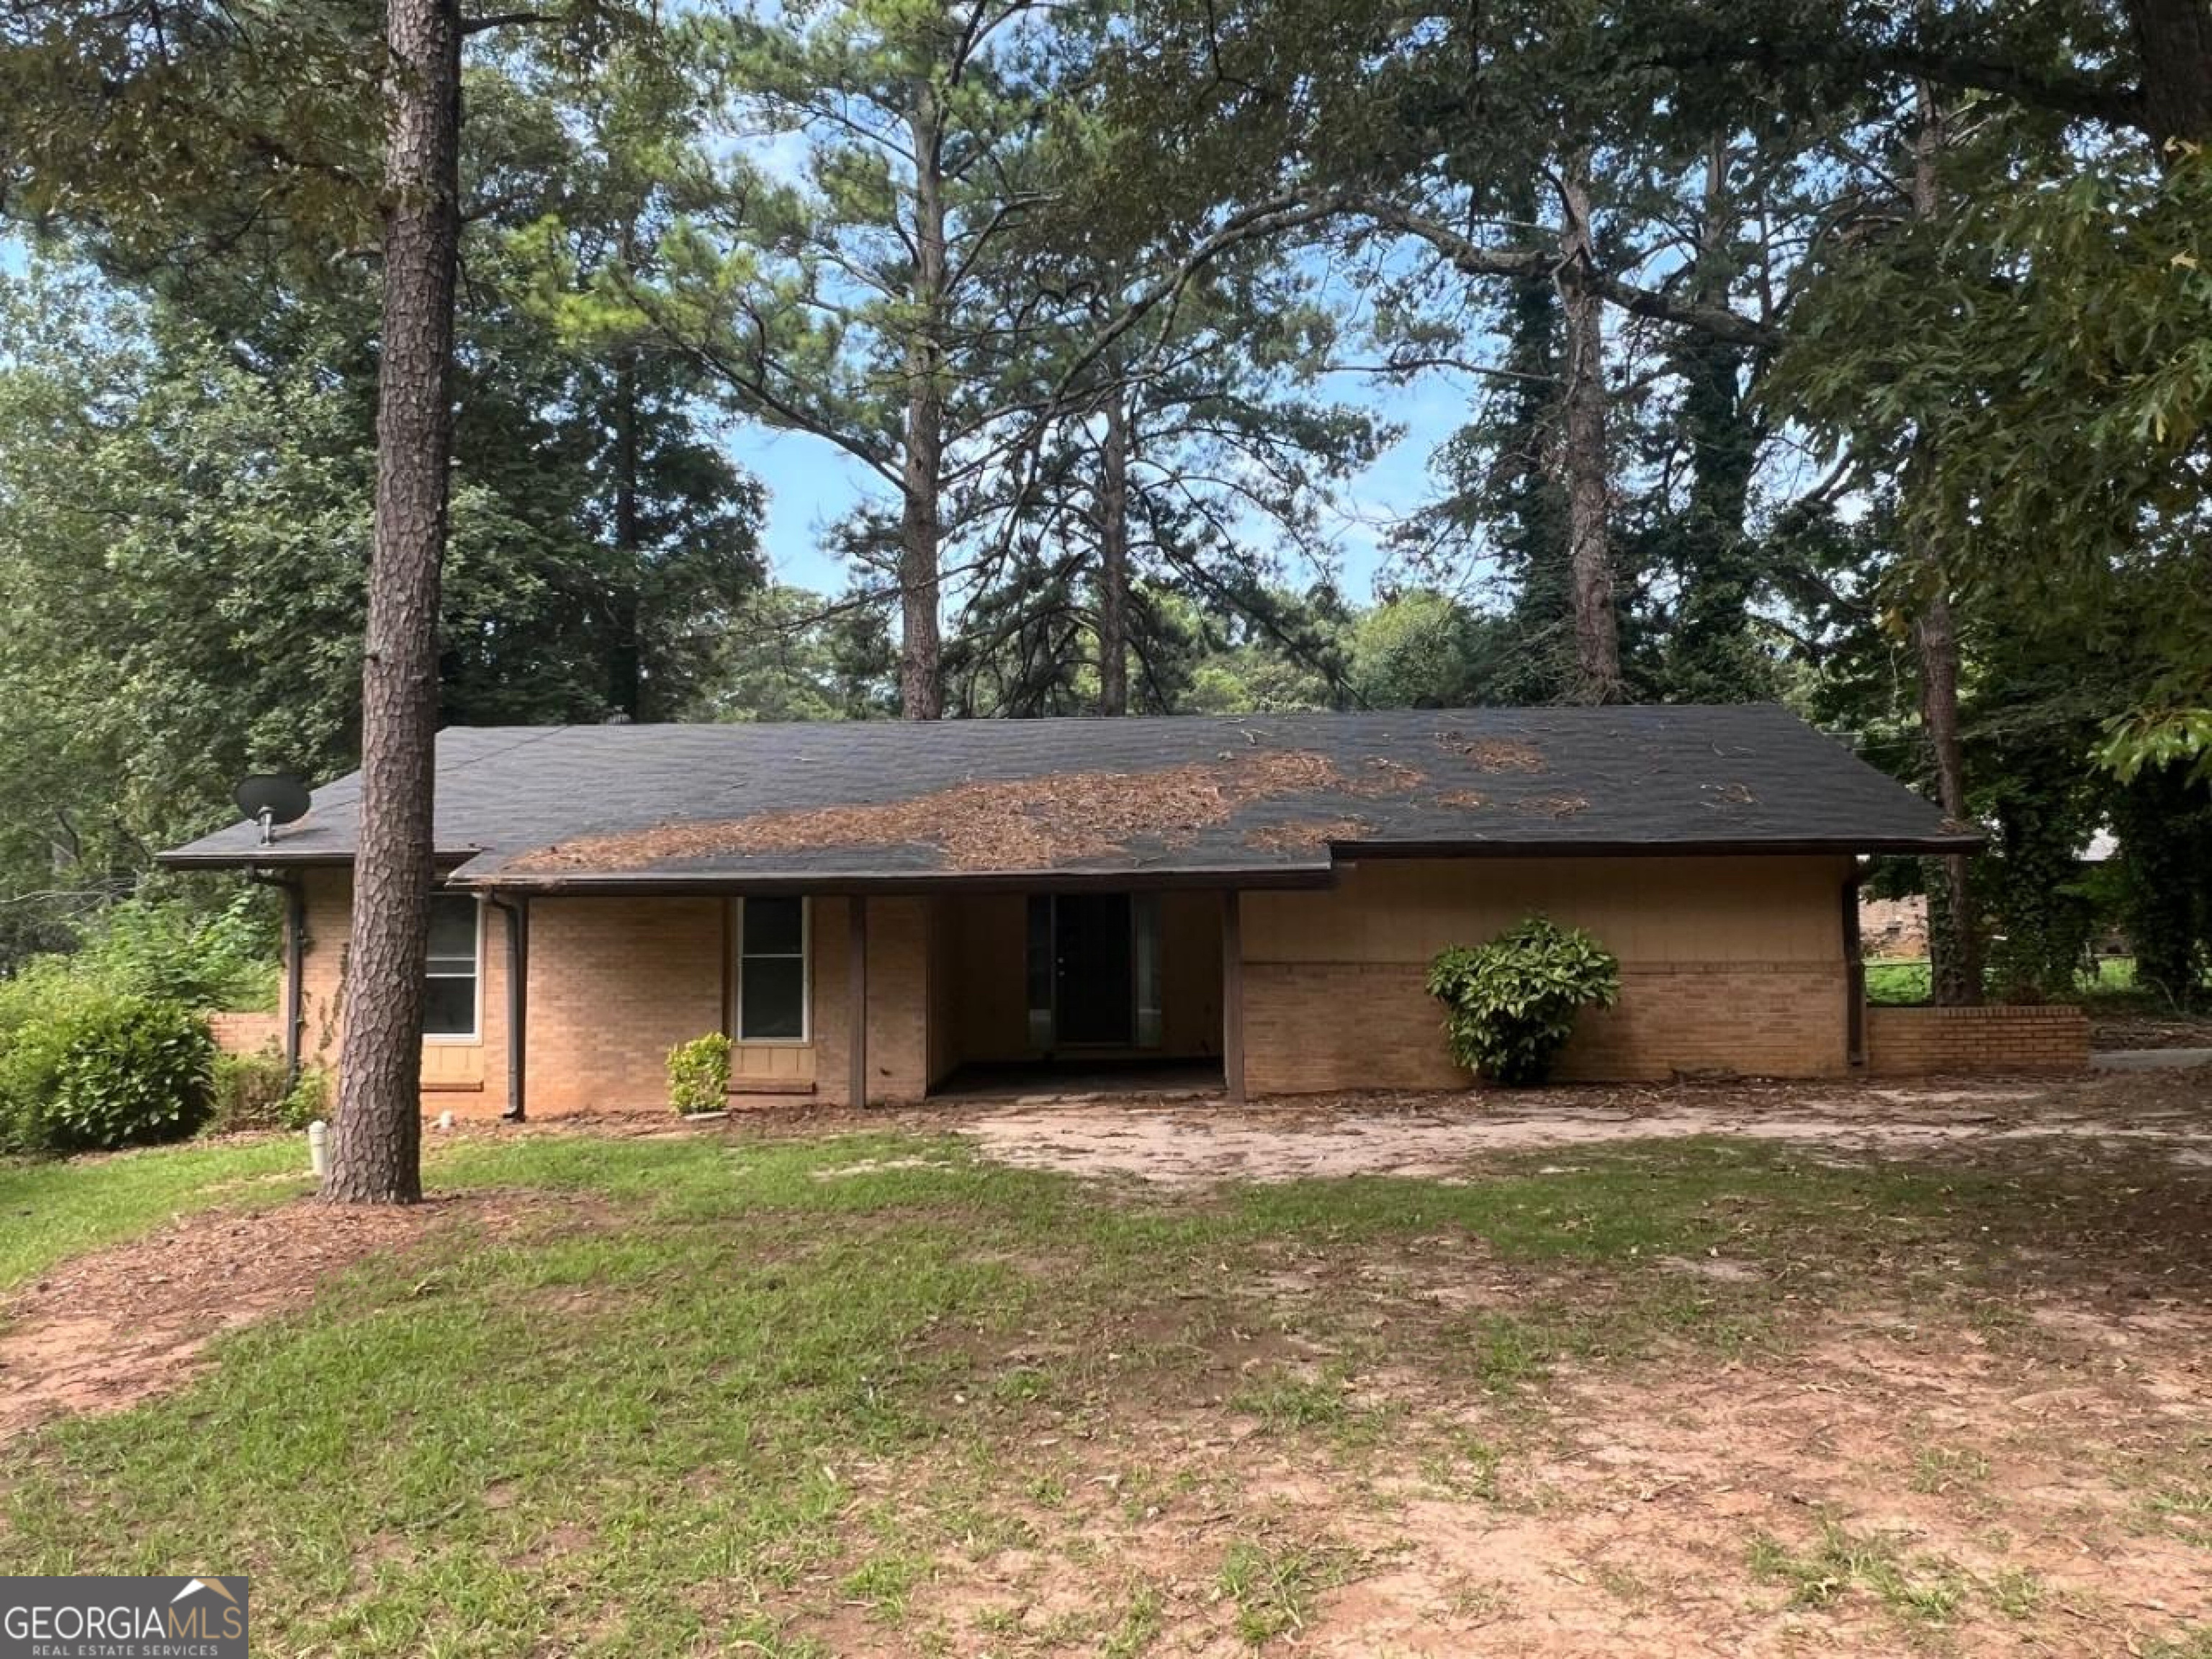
[505,750,1421,876]
[1436,730,1547,772]
[1241,817,1375,854]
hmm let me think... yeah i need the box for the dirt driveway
[958,1067,2212,1184]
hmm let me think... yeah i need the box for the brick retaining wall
[1863,1004,2088,1075]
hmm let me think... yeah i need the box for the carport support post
[1222,889,1246,1105]
[849,895,868,1107]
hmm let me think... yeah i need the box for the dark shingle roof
[157,706,1975,889]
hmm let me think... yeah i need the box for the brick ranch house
[158,706,2087,1117]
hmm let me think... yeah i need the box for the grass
[1748,1518,1971,1624]
[1864,953,2201,1009]
[3,1124,2206,1653]
[0,1134,310,1292]
[1217,1537,1352,1645]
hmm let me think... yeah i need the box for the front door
[1053,893,1133,1045]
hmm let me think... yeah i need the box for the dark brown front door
[1053,893,1133,1045]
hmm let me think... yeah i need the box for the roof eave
[153,846,482,872]
[449,863,1339,896]
[1332,832,1987,859]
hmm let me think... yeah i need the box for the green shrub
[667,1033,732,1115]
[40,998,217,1151]
[278,1065,331,1130]
[75,892,279,1010]
[210,1048,295,1133]
[1426,918,1622,1087]
[0,1014,77,1155]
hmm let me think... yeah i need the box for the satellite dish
[235,774,310,846]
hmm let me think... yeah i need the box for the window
[423,894,480,1040]
[737,896,809,1040]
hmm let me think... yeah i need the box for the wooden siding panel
[1244,856,1851,966]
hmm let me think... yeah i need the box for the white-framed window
[423,894,482,1041]
[734,896,809,1042]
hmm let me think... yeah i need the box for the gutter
[482,893,530,1123]
[1842,863,1867,1068]
[246,868,307,1089]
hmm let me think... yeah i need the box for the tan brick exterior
[1240,856,1858,1092]
[207,1010,284,1056]
[289,852,2074,1113]
[297,875,935,1116]
[1864,1004,2088,1075]
[1242,961,1850,1093]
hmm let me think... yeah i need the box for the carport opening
[925,888,1227,1099]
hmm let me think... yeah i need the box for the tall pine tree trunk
[326,0,463,1204]
[897,80,947,721]
[1096,385,1130,716]
[1915,586,1982,1004]
[1557,149,1622,704]
[1671,137,1760,699]
[608,342,644,721]
[1910,78,1982,1007]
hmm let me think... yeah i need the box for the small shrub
[1426,917,1622,1086]
[42,999,217,1151]
[279,1065,331,1130]
[667,1032,732,1115]
[210,1048,295,1133]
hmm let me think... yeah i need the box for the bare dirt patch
[961,1072,2212,1185]
[0,1191,575,1447]
[505,748,1421,875]
[805,1277,2212,1657]
[2094,1011,2212,1051]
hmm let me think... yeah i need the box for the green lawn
[4,1125,2208,1656]
[1864,955,2150,1006]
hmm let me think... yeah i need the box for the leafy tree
[704,588,902,724]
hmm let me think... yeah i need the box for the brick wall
[1244,961,1850,1094]
[1864,1004,2088,1075]
[207,1010,283,1056]
[526,897,720,1112]
[295,876,936,1116]
[1239,855,1858,1094]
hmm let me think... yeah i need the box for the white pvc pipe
[307,1119,329,1180]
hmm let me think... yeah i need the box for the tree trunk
[1555,150,1622,705]
[897,80,947,721]
[1671,137,1761,700]
[1096,385,1130,716]
[1907,77,1982,1008]
[1915,588,1982,1004]
[2128,0,2212,148]
[608,343,644,721]
[326,0,463,1204]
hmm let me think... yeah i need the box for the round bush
[45,997,217,1151]
[1426,918,1622,1087]
[667,1032,731,1115]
